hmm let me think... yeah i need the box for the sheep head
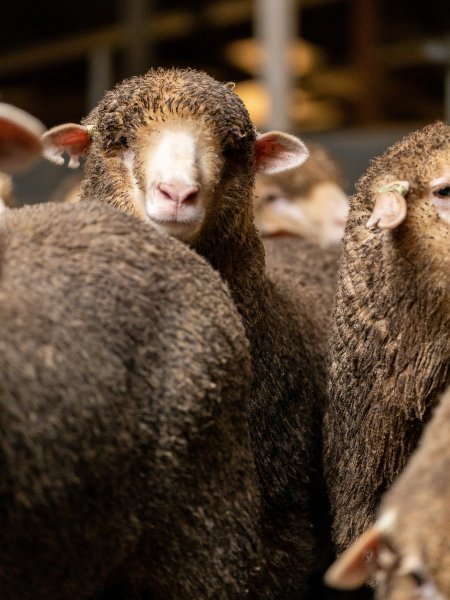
[41,68,308,244]
[353,122,450,290]
[254,177,348,246]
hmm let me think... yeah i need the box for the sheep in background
[42,67,342,597]
[255,143,343,321]
[0,200,262,600]
[323,121,450,558]
[0,103,46,210]
[254,142,348,247]
[325,384,450,600]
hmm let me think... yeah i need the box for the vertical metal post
[87,46,113,111]
[254,0,296,131]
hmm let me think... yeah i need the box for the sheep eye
[118,136,128,148]
[435,186,450,199]
[266,193,278,203]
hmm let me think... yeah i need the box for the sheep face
[359,123,450,291]
[121,118,225,242]
[42,68,308,244]
[254,175,348,246]
[254,143,348,245]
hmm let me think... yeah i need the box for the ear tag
[85,124,96,140]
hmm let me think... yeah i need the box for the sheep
[42,66,340,597]
[325,384,450,600]
[254,142,348,247]
[322,121,450,560]
[0,196,265,598]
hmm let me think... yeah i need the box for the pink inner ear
[0,117,42,172]
[47,125,91,153]
[42,124,92,168]
[255,135,284,166]
[255,132,308,175]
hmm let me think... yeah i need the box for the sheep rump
[0,200,261,599]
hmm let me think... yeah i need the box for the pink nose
[157,182,199,203]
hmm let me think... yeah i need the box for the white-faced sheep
[323,121,450,560]
[42,67,339,597]
[325,384,450,600]
[254,142,348,247]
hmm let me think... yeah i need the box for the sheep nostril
[158,185,173,200]
[182,188,199,204]
[157,183,200,204]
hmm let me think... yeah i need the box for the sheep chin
[145,212,202,243]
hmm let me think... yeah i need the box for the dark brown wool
[77,68,336,597]
[263,236,340,294]
[324,122,450,555]
[0,201,262,599]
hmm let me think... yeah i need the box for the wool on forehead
[356,121,450,200]
[83,68,256,148]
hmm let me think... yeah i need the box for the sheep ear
[0,103,46,173]
[41,123,93,169]
[324,527,382,590]
[325,511,398,590]
[366,180,409,230]
[255,131,309,175]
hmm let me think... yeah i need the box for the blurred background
[1,0,449,201]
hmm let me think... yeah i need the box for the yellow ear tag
[366,180,410,230]
[377,181,410,196]
[85,125,96,140]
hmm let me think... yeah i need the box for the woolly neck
[326,201,450,552]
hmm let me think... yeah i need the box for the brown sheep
[42,67,338,597]
[0,200,263,599]
[254,143,348,247]
[325,385,450,600]
[323,122,450,560]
